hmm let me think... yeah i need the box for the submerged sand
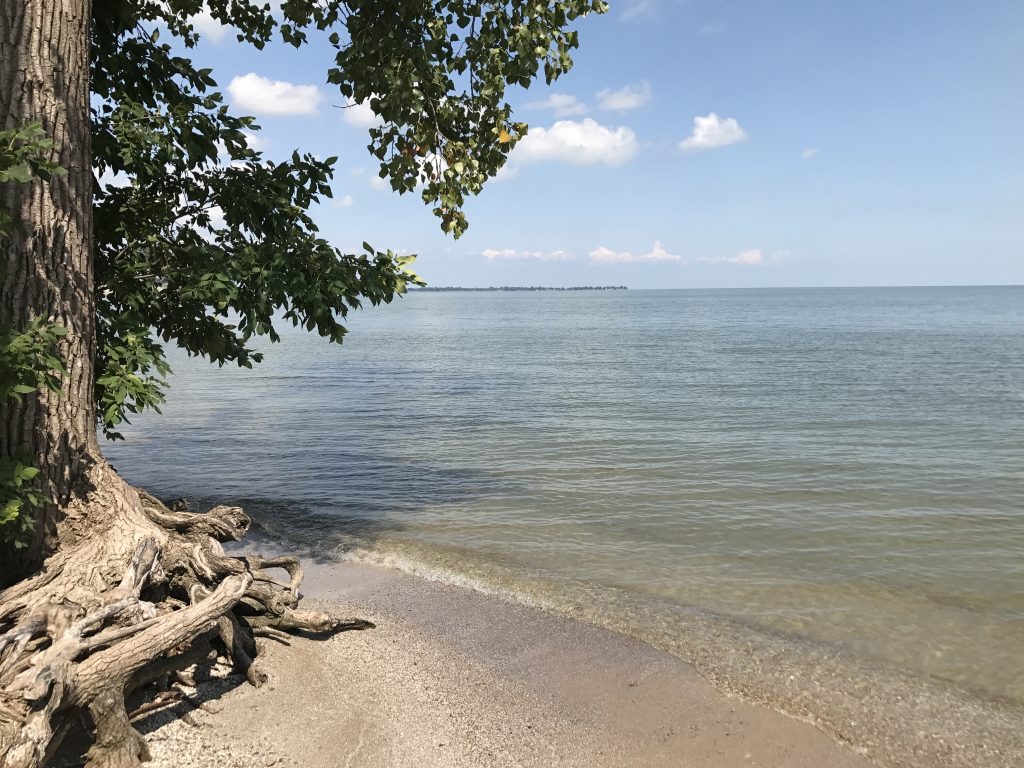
[138,560,875,768]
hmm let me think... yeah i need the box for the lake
[106,286,1024,763]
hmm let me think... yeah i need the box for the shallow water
[106,286,1024,764]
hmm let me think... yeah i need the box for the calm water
[107,287,1024,764]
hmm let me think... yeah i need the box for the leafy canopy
[91,0,606,437]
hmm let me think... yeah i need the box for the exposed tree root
[0,461,373,767]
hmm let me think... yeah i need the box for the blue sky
[189,0,1024,288]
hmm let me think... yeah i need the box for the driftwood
[0,461,372,767]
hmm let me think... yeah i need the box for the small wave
[334,546,563,613]
[321,538,1024,768]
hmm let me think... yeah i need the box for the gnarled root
[0,462,372,767]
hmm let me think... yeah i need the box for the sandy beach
[132,560,876,768]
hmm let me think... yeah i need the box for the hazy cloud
[698,249,765,266]
[516,118,638,166]
[620,0,657,23]
[525,93,588,117]
[331,194,355,208]
[587,244,768,266]
[679,113,747,151]
[483,249,574,261]
[596,81,651,111]
[698,23,727,37]
[228,73,321,115]
[801,147,819,160]
[588,241,684,264]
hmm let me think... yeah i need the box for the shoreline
[241,535,1024,768]
[97,284,1024,768]
[134,557,878,768]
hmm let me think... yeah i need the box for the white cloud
[364,153,444,192]
[342,97,382,128]
[698,249,765,266]
[416,152,447,184]
[331,194,355,208]
[588,241,683,264]
[595,81,651,111]
[208,205,226,229]
[227,73,321,115]
[241,130,269,152]
[483,249,573,261]
[525,93,587,117]
[679,113,747,151]
[516,118,638,166]
[188,8,228,42]
[96,168,131,188]
[734,249,764,265]
[585,244,772,267]
[350,167,366,177]
[801,147,819,160]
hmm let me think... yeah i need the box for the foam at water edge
[334,546,566,614]
[324,539,1024,768]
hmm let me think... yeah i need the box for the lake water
[106,286,1024,765]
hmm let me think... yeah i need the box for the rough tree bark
[0,0,98,580]
[0,2,374,765]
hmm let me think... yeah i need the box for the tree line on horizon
[412,285,628,291]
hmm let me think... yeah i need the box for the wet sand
[142,560,876,768]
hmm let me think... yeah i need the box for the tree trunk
[1,4,374,765]
[0,0,98,583]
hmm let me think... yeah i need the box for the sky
[186,0,1024,289]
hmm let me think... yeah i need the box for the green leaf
[3,0,605,453]
[2,163,33,183]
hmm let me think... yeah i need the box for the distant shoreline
[411,285,628,292]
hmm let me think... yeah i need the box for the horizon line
[411,283,1024,291]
